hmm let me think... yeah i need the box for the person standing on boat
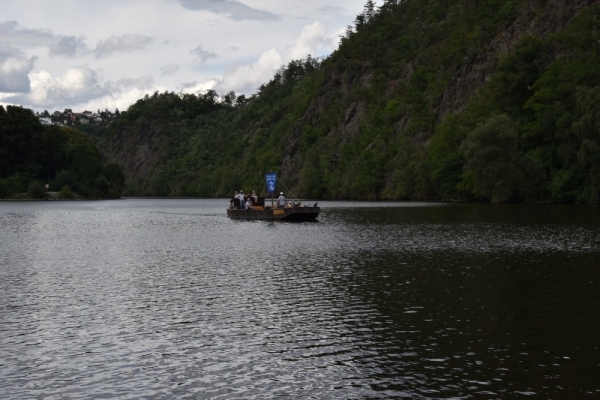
[239,190,245,210]
[277,192,286,208]
[232,191,240,209]
[246,197,253,209]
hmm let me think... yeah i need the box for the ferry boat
[228,173,319,221]
[227,200,320,221]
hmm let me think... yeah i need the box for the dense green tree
[0,105,44,178]
[460,115,524,202]
[572,86,600,203]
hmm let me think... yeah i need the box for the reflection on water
[1,199,599,398]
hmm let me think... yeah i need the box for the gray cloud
[1,21,155,60]
[190,46,219,66]
[162,64,180,76]
[49,35,88,58]
[1,21,88,58]
[0,44,37,92]
[179,0,280,21]
[227,45,240,52]
[178,81,198,89]
[93,34,153,58]
[0,21,55,47]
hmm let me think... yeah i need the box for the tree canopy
[95,1,600,203]
[0,105,125,199]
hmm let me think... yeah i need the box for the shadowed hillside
[102,0,600,203]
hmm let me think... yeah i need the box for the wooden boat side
[227,206,320,221]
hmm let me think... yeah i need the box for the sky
[0,0,371,114]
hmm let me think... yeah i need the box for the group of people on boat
[230,190,258,209]
[229,190,287,210]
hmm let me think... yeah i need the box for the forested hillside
[102,0,600,203]
[0,105,125,199]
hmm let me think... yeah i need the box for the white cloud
[284,21,332,61]
[214,21,340,94]
[4,65,154,111]
[217,48,282,93]
[180,78,219,94]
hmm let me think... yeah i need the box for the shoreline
[0,197,121,202]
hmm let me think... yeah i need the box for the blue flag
[265,173,277,193]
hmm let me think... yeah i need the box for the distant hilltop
[36,108,121,127]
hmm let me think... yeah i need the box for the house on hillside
[39,117,52,125]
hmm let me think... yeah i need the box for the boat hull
[227,206,320,221]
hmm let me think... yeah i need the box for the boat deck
[227,206,320,221]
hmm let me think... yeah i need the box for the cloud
[1,21,88,58]
[104,75,155,93]
[227,46,240,52]
[285,21,332,61]
[215,21,339,94]
[0,21,55,47]
[1,21,154,60]
[178,0,280,21]
[178,79,219,94]
[93,34,153,58]
[178,81,198,89]
[190,45,219,66]
[3,64,154,110]
[162,64,180,76]
[0,43,37,92]
[217,48,282,93]
[318,6,345,17]
[49,35,88,58]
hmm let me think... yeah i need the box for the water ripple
[1,199,599,398]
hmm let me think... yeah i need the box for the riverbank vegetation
[0,105,125,199]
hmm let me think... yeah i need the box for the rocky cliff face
[278,0,598,184]
[102,123,167,188]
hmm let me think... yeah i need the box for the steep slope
[102,0,600,202]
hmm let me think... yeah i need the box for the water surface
[1,199,599,398]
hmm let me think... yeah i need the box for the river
[1,199,599,399]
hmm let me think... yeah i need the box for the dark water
[1,199,599,399]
